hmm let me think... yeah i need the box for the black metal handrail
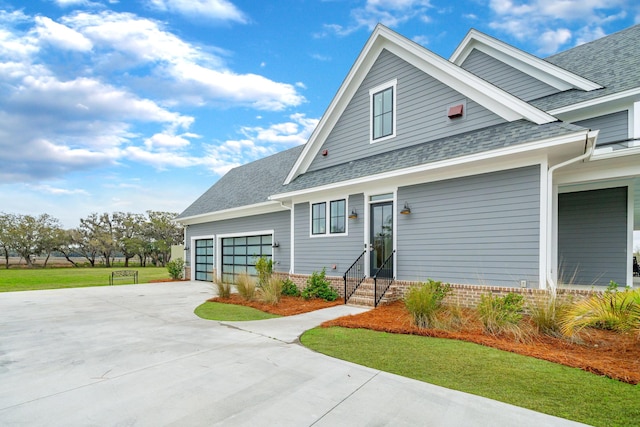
[343,250,366,304]
[373,249,395,307]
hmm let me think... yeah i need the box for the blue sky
[0,0,639,233]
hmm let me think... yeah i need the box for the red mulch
[205,296,640,384]
[209,294,342,316]
[321,301,640,385]
[148,278,189,283]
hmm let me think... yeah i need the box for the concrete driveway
[0,282,588,426]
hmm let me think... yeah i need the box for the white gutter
[546,130,599,294]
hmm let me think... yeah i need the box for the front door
[370,202,393,276]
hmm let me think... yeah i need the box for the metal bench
[109,270,139,286]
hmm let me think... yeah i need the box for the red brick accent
[271,274,599,309]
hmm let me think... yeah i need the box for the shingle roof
[281,120,586,193]
[177,145,304,219]
[531,24,640,111]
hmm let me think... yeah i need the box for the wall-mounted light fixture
[400,202,411,215]
[272,241,280,248]
[184,246,190,251]
[348,208,358,219]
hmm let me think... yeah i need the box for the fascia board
[380,35,556,125]
[450,29,602,92]
[284,28,383,185]
[176,201,285,225]
[271,130,588,200]
[284,25,556,185]
[548,87,640,116]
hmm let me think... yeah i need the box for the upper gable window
[370,79,397,143]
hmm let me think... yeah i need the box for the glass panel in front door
[370,202,393,276]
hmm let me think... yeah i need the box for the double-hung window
[311,199,346,236]
[330,200,346,234]
[370,79,397,142]
[311,203,326,235]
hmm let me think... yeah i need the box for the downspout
[183,225,188,281]
[279,202,294,275]
[546,130,598,294]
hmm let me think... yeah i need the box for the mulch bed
[204,296,640,384]
[208,294,342,316]
[322,301,640,385]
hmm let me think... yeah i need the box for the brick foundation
[275,273,599,309]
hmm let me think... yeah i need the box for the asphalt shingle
[532,24,640,111]
[282,120,586,193]
[177,145,303,219]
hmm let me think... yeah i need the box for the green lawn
[301,327,640,427]
[0,267,170,292]
[194,301,281,321]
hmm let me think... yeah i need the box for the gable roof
[283,24,556,185]
[450,29,602,92]
[176,145,303,222]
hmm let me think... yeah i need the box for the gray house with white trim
[177,24,640,302]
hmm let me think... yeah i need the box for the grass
[301,327,640,427]
[0,267,170,292]
[194,301,281,321]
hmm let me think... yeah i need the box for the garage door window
[221,234,272,283]
[195,239,214,281]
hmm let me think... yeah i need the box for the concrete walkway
[0,282,589,426]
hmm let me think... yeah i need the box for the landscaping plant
[477,292,525,337]
[301,269,339,301]
[235,272,257,301]
[560,287,640,337]
[527,292,571,337]
[215,280,231,299]
[281,278,300,297]
[166,258,185,280]
[260,276,284,305]
[254,256,273,287]
[404,279,451,328]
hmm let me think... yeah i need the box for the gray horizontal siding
[461,49,559,101]
[397,165,541,287]
[294,193,365,275]
[185,211,291,273]
[573,111,628,145]
[307,49,505,172]
[558,187,628,286]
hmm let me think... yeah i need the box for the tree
[112,212,145,267]
[0,213,16,269]
[5,214,61,267]
[78,213,117,267]
[144,211,183,267]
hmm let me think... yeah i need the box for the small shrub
[235,272,257,301]
[281,278,300,297]
[254,256,273,287]
[260,276,284,305]
[302,269,339,301]
[528,292,571,337]
[477,292,525,336]
[166,258,185,280]
[404,279,451,329]
[215,280,231,299]
[560,288,640,337]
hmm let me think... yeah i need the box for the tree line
[0,211,183,268]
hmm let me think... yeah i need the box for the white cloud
[28,184,90,196]
[488,0,630,53]
[321,0,433,36]
[34,16,93,51]
[62,11,304,110]
[146,0,247,23]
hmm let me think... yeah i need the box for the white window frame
[309,198,349,238]
[370,79,397,144]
